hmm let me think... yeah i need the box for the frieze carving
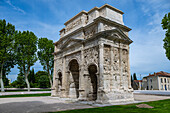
[100,9,105,16]
[122,49,128,73]
[65,18,82,32]
[90,12,95,20]
[84,25,97,39]
[113,48,119,71]
[104,24,113,31]
[111,33,120,39]
[84,46,99,68]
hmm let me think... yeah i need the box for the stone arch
[68,59,80,98]
[87,63,99,74]
[66,57,81,71]
[57,72,62,91]
[87,63,98,100]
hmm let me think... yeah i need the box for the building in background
[142,71,170,90]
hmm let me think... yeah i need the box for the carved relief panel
[122,49,128,73]
[103,45,111,74]
[84,46,99,70]
[104,24,114,31]
[84,25,98,39]
[65,18,82,32]
[112,47,119,72]
[56,58,63,73]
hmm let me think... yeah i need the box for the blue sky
[0,0,170,81]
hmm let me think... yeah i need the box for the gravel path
[134,90,170,96]
[0,91,51,96]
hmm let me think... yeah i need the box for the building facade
[51,4,134,103]
[142,71,170,90]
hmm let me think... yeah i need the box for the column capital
[98,43,104,49]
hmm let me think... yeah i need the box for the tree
[161,13,170,60]
[10,75,26,88]
[28,68,36,87]
[37,38,54,87]
[131,75,133,82]
[0,19,16,92]
[34,71,50,88]
[38,75,50,88]
[133,73,137,80]
[15,31,38,91]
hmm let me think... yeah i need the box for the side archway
[88,64,98,100]
[57,72,62,92]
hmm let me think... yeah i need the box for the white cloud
[129,27,169,78]
[5,0,26,14]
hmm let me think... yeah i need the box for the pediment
[60,38,84,49]
[99,29,133,44]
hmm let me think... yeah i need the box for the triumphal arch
[52,4,134,103]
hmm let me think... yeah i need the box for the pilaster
[127,47,132,89]
[78,44,87,100]
[51,58,58,96]
[110,46,115,90]
[96,42,104,103]
[119,45,123,89]
[61,56,68,98]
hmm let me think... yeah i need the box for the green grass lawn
[0,93,51,98]
[53,99,170,113]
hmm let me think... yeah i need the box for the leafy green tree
[161,12,170,60]
[133,73,137,80]
[0,19,16,92]
[34,71,48,82]
[131,75,133,82]
[15,31,38,91]
[38,75,50,88]
[131,75,133,88]
[10,75,26,88]
[28,68,36,87]
[37,38,54,87]
[34,71,50,88]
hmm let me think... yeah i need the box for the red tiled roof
[146,71,170,77]
[134,80,142,82]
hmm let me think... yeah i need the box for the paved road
[134,90,170,96]
[0,94,170,113]
[0,97,93,113]
[0,91,51,96]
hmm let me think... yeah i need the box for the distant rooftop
[146,71,170,77]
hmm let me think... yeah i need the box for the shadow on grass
[52,99,170,113]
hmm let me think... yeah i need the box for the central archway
[88,64,98,100]
[69,59,79,98]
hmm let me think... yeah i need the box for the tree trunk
[0,63,5,92]
[25,75,30,92]
[47,66,52,88]
[24,66,31,92]
[48,73,53,88]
